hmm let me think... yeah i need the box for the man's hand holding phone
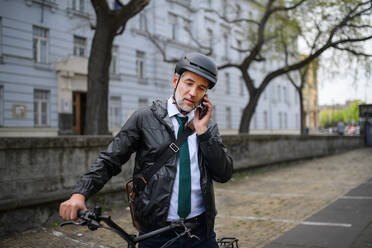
[194,94,213,135]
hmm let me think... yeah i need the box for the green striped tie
[175,116,191,218]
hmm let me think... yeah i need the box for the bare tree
[145,0,372,133]
[286,66,309,134]
[85,0,149,135]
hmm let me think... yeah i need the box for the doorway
[72,92,86,135]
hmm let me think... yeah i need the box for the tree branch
[260,30,372,94]
[286,72,299,90]
[271,0,307,12]
[241,0,276,69]
[184,27,213,56]
[202,8,260,25]
[142,15,179,63]
[310,21,322,53]
[332,45,372,57]
[327,1,371,43]
[245,0,264,8]
[332,35,372,46]
[346,24,372,29]
[218,63,241,70]
[118,0,149,19]
[114,0,149,35]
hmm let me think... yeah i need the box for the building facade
[0,0,300,136]
[302,59,319,130]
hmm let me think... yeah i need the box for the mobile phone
[198,97,208,119]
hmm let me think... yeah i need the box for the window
[271,85,276,103]
[0,86,3,126]
[206,28,213,48]
[183,18,192,43]
[240,77,244,96]
[109,96,121,129]
[225,73,230,94]
[73,36,86,57]
[176,0,190,5]
[207,0,212,8]
[295,113,299,129]
[110,45,118,75]
[0,18,2,57]
[294,88,299,104]
[264,111,268,129]
[33,26,48,63]
[283,86,288,104]
[278,112,282,129]
[72,0,85,12]
[169,13,177,40]
[183,18,191,33]
[223,33,228,57]
[136,50,145,80]
[139,12,146,30]
[34,89,50,126]
[226,106,232,129]
[284,112,288,129]
[277,85,281,102]
[222,0,228,17]
[138,98,148,109]
[252,112,257,129]
[237,39,242,60]
[236,4,241,19]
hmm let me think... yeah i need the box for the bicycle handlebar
[61,206,199,248]
[77,209,85,218]
[61,206,239,248]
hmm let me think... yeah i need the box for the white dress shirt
[166,97,205,221]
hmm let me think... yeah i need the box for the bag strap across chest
[133,125,194,192]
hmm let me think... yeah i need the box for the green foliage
[319,100,364,127]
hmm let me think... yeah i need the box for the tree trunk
[299,90,306,135]
[239,92,260,133]
[85,19,115,135]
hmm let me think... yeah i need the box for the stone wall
[222,134,363,170]
[0,135,363,235]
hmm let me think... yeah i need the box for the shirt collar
[167,96,195,121]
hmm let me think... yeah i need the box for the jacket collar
[151,99,175,133]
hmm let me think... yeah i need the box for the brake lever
[87,219,102,231]
[180,221,200,241]
[185,228,200,240]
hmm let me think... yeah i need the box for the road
[1,147,372,247]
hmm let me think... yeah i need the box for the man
[60,53,233,247]
[337,120,345,136]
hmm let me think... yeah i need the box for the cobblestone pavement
[1,147,372,248]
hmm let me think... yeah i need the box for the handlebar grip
[77,209,86,218]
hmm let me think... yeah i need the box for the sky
[318,67,372,106]
[300,38,372,106]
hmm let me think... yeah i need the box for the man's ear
[172,74,179,89]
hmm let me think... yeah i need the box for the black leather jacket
[73,100,233,233]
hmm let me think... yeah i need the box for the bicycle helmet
[175,53,218,89]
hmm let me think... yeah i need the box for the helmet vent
[185,57,217,77]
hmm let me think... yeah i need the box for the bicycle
[61,206,239,248]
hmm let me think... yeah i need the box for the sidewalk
[264,179,372,248]
[1,147,372,247]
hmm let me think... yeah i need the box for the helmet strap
[172,72,183,100]
[172,72,188,114]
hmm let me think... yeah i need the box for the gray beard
[174,91,195,113]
